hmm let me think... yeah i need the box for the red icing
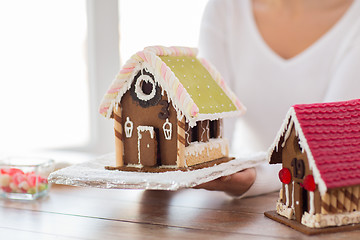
[302,175,316,192]
[293,99,360,189]
[279,168,292,184]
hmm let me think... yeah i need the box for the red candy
[302,175,316,192]
[1,168,24,176]
[279,168,292,184]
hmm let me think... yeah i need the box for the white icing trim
[309,191,315,215]
[291,181,295,209]
[285,184,290,206]
[126,163,143,168]
[192,110,243,127]
[159,165,178,169]
[281,120,293,148]
[185,123,191,145]
[185,138,228,158]
[268,108,327,196]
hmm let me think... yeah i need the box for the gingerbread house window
[190,124,198,143]
[209,120,221,139]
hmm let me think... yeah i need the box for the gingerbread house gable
[99,46,245,127]
[266,99,360,230]
[269,99,360,196]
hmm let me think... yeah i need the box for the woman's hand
[194,168,256,197]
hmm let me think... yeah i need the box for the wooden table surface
[1,185,359,240]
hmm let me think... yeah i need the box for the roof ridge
[144,46,198,57]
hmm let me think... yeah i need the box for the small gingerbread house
[99,46,245,171]
[268,99,360,229]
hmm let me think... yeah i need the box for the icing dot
[202,106,205,109]
[182,59,185,62]
[197,85,199,89]
[220,93,223,96]
[207,85,210,88]
[194,75,197,78]
[198,93,201,96]
[216,105,218,108]
[172,66,175,68]
[229,104,232,107]
[210,106,213,108]
[177,59,179,62]
[181,64,184,67]
[184,74,186,77]
[209,95,212,98]
[221,104,224,107]
[204,75,207,78]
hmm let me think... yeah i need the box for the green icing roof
[160,56,237,114]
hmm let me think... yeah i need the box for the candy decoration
[279,167,292,184]
[302,175,316,192]
[0,168,48,195]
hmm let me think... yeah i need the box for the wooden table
[1,185,359,239]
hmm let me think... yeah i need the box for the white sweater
[199,0,360,197]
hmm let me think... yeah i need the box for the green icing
[160,56,237,114]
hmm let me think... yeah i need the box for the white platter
[48,152,267,191]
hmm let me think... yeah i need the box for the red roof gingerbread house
[267,99,360,231]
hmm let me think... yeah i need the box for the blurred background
[0,0,207,162]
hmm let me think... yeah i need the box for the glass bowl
[0,157,55,200]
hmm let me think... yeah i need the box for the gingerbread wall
[119,90,178,166]
[281,127,321,221]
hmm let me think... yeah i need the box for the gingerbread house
[267,99,360,229]
[99,46,245,171]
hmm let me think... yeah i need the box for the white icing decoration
[185,124,191,145]
[185,138,228,158]
[285,184,290,207]
[134,70,156,101]
[162,118,172,140]
[309,191,315,215]
[199,121,210,142]
[291,181,295,209]
[124,117,133,138]
[219,120,223,138]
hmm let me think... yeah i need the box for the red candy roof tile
[293,99,360,191]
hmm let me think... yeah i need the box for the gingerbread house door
[137,126,157,167]
[293,182,308,222]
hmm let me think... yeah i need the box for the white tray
[48,152,267,190]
